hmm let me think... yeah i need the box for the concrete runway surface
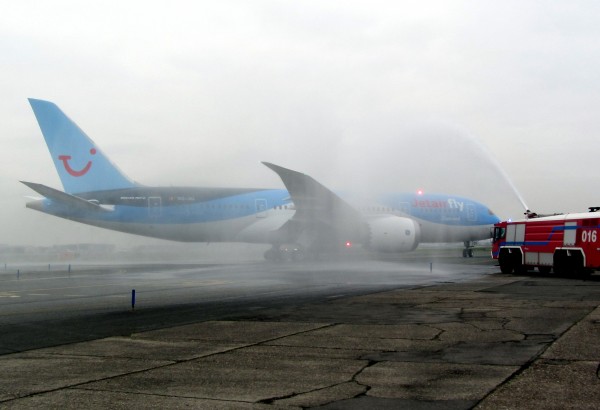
[0,255,599,409]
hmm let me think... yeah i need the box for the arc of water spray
[467,134,530,212]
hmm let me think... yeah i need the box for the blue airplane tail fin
[28,99,137,194]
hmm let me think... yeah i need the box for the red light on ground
[417,189,424,195]
[345,241,352,248]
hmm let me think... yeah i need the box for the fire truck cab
[492,209,600,276]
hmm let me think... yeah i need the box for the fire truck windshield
[493,226,505,242]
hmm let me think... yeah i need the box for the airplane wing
[262,162,366,246]
[21,181,111,213]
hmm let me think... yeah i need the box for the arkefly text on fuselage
[22,99,500,260]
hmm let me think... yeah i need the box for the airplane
[22,99,501,260]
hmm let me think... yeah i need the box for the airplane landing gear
[264,244,304,262]
[462,241,474,258]
[264,246,281,262]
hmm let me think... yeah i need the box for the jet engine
[365,216,421,253]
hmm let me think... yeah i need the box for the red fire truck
[492,208,600,276]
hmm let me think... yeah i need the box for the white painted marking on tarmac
[0,293,20,298]
[9,283,134,293]
[181,280,231,287]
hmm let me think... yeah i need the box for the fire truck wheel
[538,266,551,275]
[553,252,567,276]
[571,252,588,278]
[498,253,513,274]
[514,263,528,274]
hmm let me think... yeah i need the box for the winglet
[262,162,321,201]
[262,162,365,241]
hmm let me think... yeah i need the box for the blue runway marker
[132,289,136,311]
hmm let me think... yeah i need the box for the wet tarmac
[0,256,599,409]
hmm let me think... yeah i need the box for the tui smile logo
[58,148,97,177]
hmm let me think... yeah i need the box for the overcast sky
[3,1,600,247]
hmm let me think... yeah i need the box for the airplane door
[255,199,268,218]
[467,204,477,221]
[399,202,410,215]
[148,196,162,217]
